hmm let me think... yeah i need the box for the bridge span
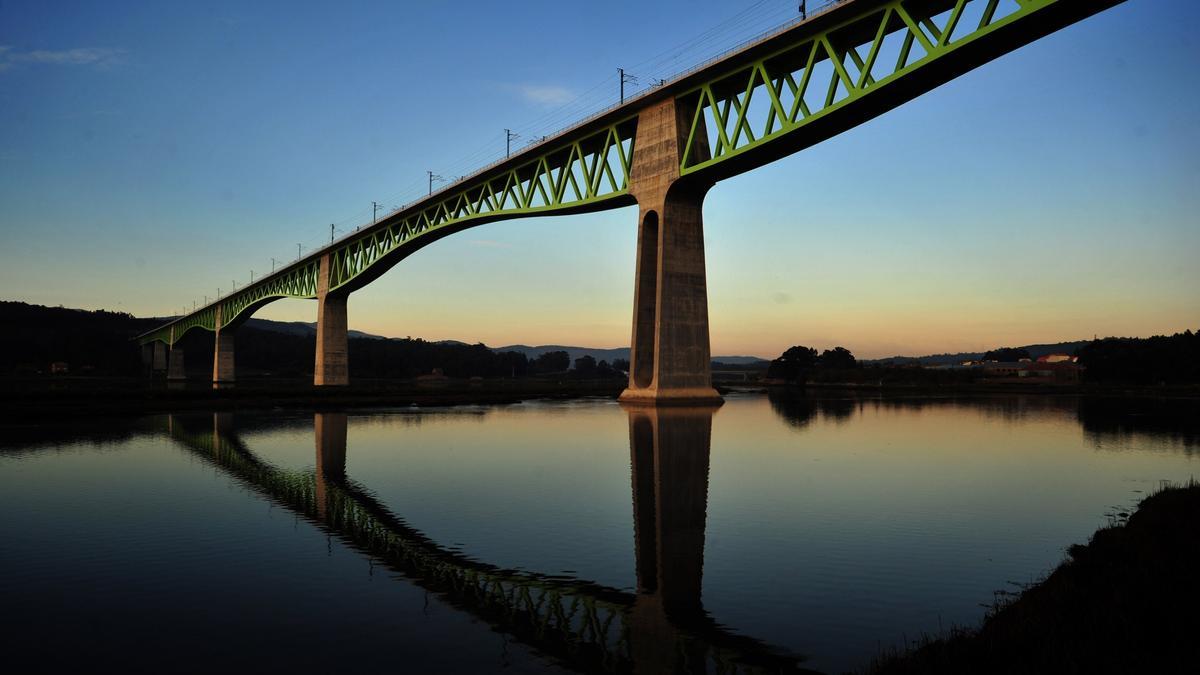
[137,0,1125,402]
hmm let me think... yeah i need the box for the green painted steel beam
[677,0,1127,177]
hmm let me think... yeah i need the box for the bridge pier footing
[620,97,721,405]
[315,254,349,387]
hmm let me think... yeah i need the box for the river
[1,392,1195,673]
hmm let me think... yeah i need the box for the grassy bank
[865,482,1200,675]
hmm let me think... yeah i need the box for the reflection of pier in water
[164,409,815,674]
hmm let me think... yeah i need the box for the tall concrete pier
[212,306,235,388]
[167,326,186,381]
[621,98,721,405]
[314,254,349,387]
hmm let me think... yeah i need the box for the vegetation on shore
[863,481,1200,675]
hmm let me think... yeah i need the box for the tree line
[0,302,626,380]
[1075,330,1199,384]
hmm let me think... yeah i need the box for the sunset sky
[1,0,1196,359]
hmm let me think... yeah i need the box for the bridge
[161,406,822,674]
[137,0,1126,402]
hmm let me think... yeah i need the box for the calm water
[2,393,1196,674]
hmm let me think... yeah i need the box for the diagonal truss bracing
[677,0,1112,174]
[328,120,635,291]
[139,120,635,345]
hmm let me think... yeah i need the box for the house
[1036,353,1077,363]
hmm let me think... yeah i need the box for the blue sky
[1,0,1196,358]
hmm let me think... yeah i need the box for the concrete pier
[212,331,234,387]
[151,341,167,373]
[315,254,349,387]
[167,346,186,381]
[621,97,721,405]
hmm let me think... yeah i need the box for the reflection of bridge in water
[163,407,819,674]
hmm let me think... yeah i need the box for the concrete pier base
[620,97,721,405]
[315,254,349,387]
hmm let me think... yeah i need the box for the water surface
[1,393,1195,673]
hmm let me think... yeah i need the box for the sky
[0,0,1196,359]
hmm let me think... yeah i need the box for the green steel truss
[678,0,1109,174]
[139,121,634,346]
[328,120,635,290]
[140,260,318,345]
[164,415,799,674]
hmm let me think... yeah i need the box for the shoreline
[864,482,1200,674]
[1,376,1198,422]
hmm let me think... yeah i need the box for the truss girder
[329,120,636,291]
[677,0,1117,176]
[138,0,1125,346]
[139,261,319,345]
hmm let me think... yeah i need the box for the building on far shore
[1036,353,1078,363]
[981,360,1081,383]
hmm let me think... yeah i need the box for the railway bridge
[138,0,1125,403]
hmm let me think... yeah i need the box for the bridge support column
[620,97,721,405]
[167,327,186,381]
[315,254,349,387]
[212,330,235,387]
[151,341,167,374]
[167,346,186,381]
[212,306,235,388]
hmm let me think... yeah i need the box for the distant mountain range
[241,319,769,366]
[243,318,383,341]
[241,317,1094,368]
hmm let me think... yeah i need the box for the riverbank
[0,375,626,421]
[3,375,1199,423]
[864,482,1200,674]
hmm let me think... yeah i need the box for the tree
[983,347,1031,362]
[573,354,597,377]
[767,345,818,383]
[612,358,630,373]
[532,350,570,374]
[819,346,857,370]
